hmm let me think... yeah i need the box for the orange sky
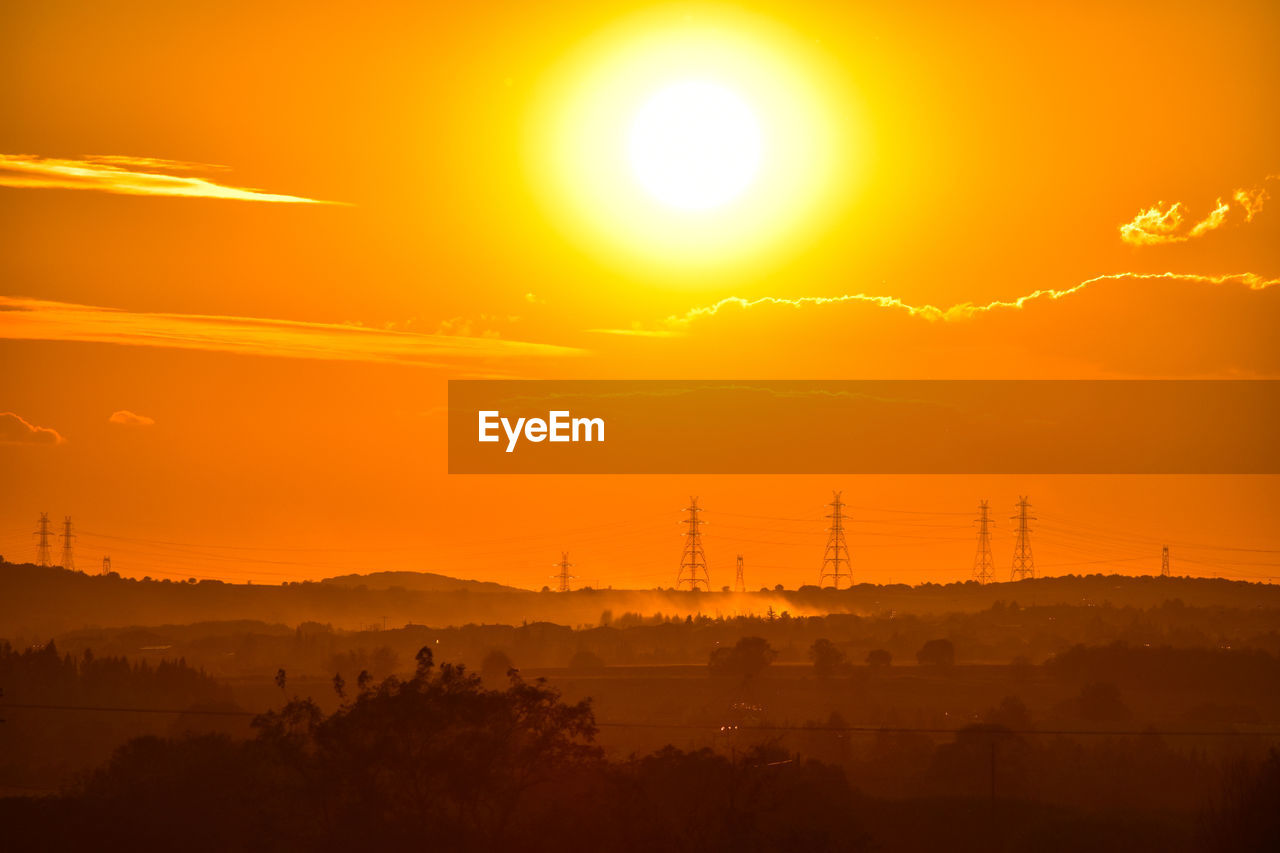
[1,0,1277,588]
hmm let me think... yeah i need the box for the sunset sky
[2,0,1277,588]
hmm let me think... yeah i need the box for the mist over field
[3,561,1279,851]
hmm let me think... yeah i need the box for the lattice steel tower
[1161,545,1170,577]
[1010,496,1036,581]
[101,556,112,576]
[819,491,852,589]
[34,512,53,567]
[972,500,995,585]
[60,516,76,571]
[677,497,710,591]
[555,552,574,593]
[735,554,746,593]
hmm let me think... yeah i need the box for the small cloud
[524,292,546,305]
[109,410,156,427]
[1119,175,1274,246]
[435,314,507,339]
[0,412,64,445]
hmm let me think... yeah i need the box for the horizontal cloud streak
[0,154,336,204]
[0,297,582,368]
[593,272,1279,336]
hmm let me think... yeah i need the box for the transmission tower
[1010,496,1036,581]
[819,491,852,589]
[101,555,112,576]
[60,516,76,571]
[555,551,574,593]
[677,497,710,591]
[735,554,746,593]
[34,512,53,567]
[972,500,995,585]
[1161,545,1170,577]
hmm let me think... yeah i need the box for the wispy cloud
[0,154,337,204]
[593,272,1279,336]
[109,410,156,427]
[0,412,64,445]
[0,297,582,368]
[1119,176,1274,246]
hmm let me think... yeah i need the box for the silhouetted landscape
[2,561,1278,850]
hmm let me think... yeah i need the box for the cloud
[0,412,64,445]
[0,154,337,204]
[595,271,1278,336]
[588,271,1280,378]
[1119,176,1274,246]
[0,297,583,369]
[109,410,155,427]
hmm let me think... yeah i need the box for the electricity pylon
[1161,545,1170,577]
[60,516,76,571]
[34,512,53,567]
[1010,496,1036,581]
[735,554,746,593]
[972,500,995,585]
[819,491,852,589]
[677,497,710,591]
[101,556,112,576]
[555,552,574,592]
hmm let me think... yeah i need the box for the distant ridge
[319,570,522,594]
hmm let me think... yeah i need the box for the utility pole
[34,512,53,567]
[101,556,112,576]
[735,554,746,593]
[555,551,574,593]
[60,516,76,571]
[973,500,995,585]
[1161,545,1170,577]
[819,491,852,589]
[677,497,710,591]
[1010,497,1036,581]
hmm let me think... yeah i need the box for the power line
[33,512,53,567]
[677,497,710,591]
[4,701,1279,738]
[60,516,75,572]
[819,491,852,589]
[555,552,574,593]
[973,500,995,585]
[1011,497,1036,582]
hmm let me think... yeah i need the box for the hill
[319,570,518,594]
[3,560,1279,639]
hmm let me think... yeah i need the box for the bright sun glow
[529,7,863,281]
[627,80,764,211]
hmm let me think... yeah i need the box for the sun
[627,80,764,212]
[529,7,863,282]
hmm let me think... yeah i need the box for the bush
[916,639,955,668]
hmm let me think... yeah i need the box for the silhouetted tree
[569,649,606,671]
[1077,681,1130,721]
[916,638,955,667]
[1200,749,1280,852]
[809,638,846,679]
[984,695,1031,730]
[481,648,515,682]
[865,648,892,667]
[709,636,777,680]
